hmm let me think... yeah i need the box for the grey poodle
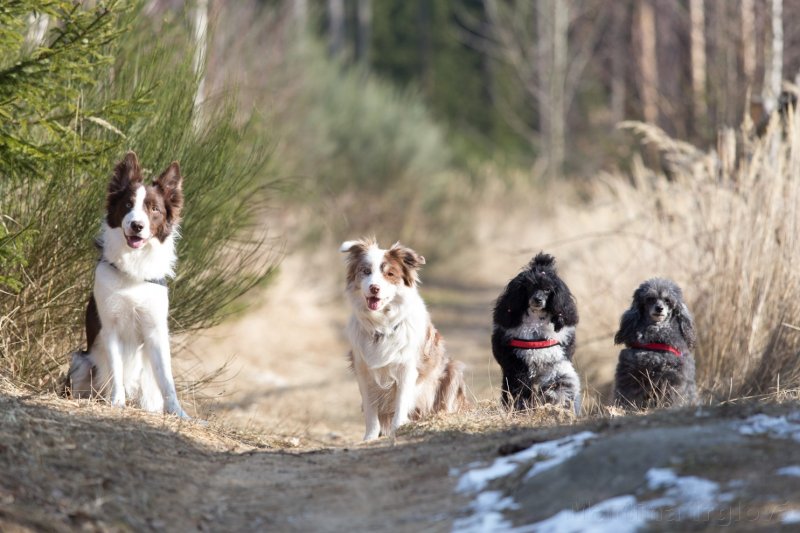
[613,278,697,409]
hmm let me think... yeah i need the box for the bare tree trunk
[328,0,345,58]
[293,0,308,33]
[763,0,783,114]
[537,0,568,180]
[741,0,756,83]
[690,0,707,125]
[610,1,627,124]
[637,0,658,125]
[192,0,209,116]
[356,0,371,65]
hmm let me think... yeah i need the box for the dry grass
[456,102,800,405]
[402,400,578,438]
[614,108,800,399]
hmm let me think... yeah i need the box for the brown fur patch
[106,152,143,229]
[85,294,101,352]
[151,162,183,240]
[342,238,375,286]
[381,253,406,286]
[386,243,425,287]
[105,152,183,242]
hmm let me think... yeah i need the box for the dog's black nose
[130,221,144,233]
[654,304,664,313]
[369,285,380,295]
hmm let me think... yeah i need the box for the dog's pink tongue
[367,297,381,311]
[126,235,145,249]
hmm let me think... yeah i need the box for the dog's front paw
[111,394,126,408]
[363,428,381,442]
[390,415,409,434]
[166,402,190,420]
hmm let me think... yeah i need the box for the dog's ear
[110,151,142,193]
[493,275,529,329]
[614,305,642,345]
[389,242,425,287]
[548,279,578,331]
[340,239,371,285]
[676,302,696,349]
[153,161,183,223]
[340,240,362,254]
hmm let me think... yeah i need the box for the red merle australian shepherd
[340,238,468,441]
[64,151,188,418]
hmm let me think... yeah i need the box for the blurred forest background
[2,0,800,412]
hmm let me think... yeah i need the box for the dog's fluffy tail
[434,359,469,413]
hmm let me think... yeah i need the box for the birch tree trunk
[537,0,568,180]
[191,0,209,116]
[689,0,706,123]
[328,0,345,58]
[763,0,783,114]
[741,0,756,83]
[638,0,658,125]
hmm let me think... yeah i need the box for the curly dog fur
[492,253,580,412]
[613,278,697,409]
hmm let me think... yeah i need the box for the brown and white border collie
[64,151,188,418]
[340,238,467,441]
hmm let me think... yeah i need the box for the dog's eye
[361,268,371,276]
[664,299,673,307]
[386,270,395,278]
[151,205,160,213]
[125,202,133,209]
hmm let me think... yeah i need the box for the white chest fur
[94,261,168,339]
[346,287,429,386]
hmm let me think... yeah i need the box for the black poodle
[491,253,580,412]
[613,278,698,409]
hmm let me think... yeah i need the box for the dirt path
[4,382,800,532]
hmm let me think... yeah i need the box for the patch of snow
[783,510,800,524]
[524,432,597,480]
[456,460,520,494]
[526,495,652,533]
[452,491,517,532]
[736,414,800,442]
[777,466,800,477]
[456,431,596,493]
[525,468,733,532]
[645,468,732,519]
[453,432,596,532]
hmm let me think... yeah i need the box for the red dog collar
[631,342,682,357]
[509,338,560,349]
